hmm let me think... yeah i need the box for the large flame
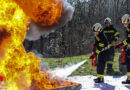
[0,0,78,90]
[13,0,63,26]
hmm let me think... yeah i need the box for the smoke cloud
[26,0,75,41]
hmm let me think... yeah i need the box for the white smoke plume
[26,0,75,41]
[50,60,87,79]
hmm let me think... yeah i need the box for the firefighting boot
[107,69,120,75]
[107,64,114,75]
[122,76,130,84]
[107,68,114,75]
[107,64,120,75]
[94,78,104,83]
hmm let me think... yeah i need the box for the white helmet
[104,17,112,24]
[92,23,102,32]
[121,14,130,24]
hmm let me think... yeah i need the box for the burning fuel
[0,0,78,90]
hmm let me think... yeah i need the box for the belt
[102,45,110,51]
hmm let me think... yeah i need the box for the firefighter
[90,23,111,83]
[103,17,120,75]
[115,14,130,84]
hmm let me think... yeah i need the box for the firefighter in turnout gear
[90,23,111,83]
[103,17,120,75]
[115,14,130,84]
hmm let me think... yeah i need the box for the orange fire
[0,0,78,90]
[13,0,63,26]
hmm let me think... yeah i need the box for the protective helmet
[121,14,130,24]
[104,17,112,24]
[92,23,102,32]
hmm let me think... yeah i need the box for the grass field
[43,53,122,76]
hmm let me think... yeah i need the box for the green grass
[43,53,121,76]
[42,55,89,69]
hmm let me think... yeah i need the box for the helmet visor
[122,18,128,24]
[93,26,100,32]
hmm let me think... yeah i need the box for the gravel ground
[68,75,130,90]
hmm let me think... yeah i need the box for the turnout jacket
[103,25,119,44]
[122,24,130,46]
[93,31,109,55]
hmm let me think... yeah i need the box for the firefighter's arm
[95,42,105,55]
[95,49,101,55]
[113,28,120,41]
[95,34,106,54]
